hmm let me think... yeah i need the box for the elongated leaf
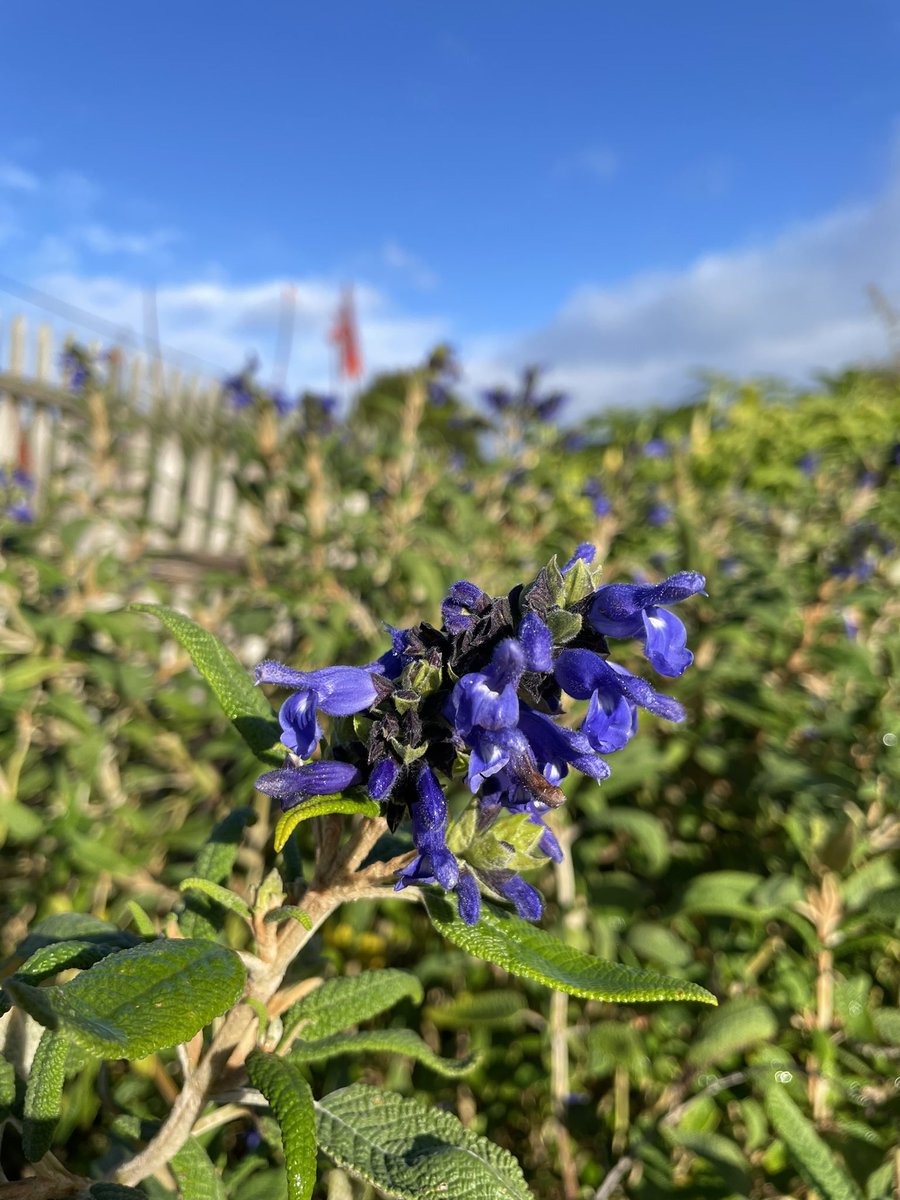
[425,893,717,1004]
[765,1083,864,1200]
[181,806,257,939]
[0,934,143,1019]
[16,913,138,958]
[687,998,778,1066]
[23,1030,67,1162]
[314,1083,532,1199]
[180,878,253,921]
[125,900,157,936]
[130,603,282,764]
[289,1028,477,1077]
[4,939,245,1060]
[282,970,424,1044]
[425,990,529,1029]
[264,906,313,928]
[171,1135,227,1200]
[274,798,381,853]
[247,1050,317,1200]
[0,1057,15,1109]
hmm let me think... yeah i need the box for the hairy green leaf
[289,1028,477,1077]
[247,1050,317,1200]
[425,990,529,1029]
[171,1135,227,1200]
[264,906,313,928]
[274,797,381,853]
[687,997,779,1066]
[130,603,282,764]
[765,1083,864,1200]
[282,970,424,1044]
[181,806,257,939]
[22,1030,67,1162]
[0,933,143,1019]
[314,1083,532,1199]
[180,877,253,921]
[4,939,245,1060]
[125,900,157,936]
[425,892,717,1004]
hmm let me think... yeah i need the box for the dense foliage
[1,357,899,1199]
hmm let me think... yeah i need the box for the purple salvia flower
[561,543,596,575]
[255,761,364,810]
[368,757,401,801]
[518,612,553,672]
[456,870,482,925]
[554,649,685,723]
[441,580,490,635]
[588,571,706,677]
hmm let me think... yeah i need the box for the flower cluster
[484,366,567,424]
[254,548,704,925]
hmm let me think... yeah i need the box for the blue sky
[1,2,899,413]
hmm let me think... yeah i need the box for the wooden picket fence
[0,314,263,561]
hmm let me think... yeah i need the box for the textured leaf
[0,933,143,1019]
[425,892,717,1004]
[282,970,424,1044]
[181,806,257,939]
[247,1050,317,1200]
[4,939,245,1060]
[289,1028,477,1077]
[130,603,282,764]
[264,906,313,928]
[16,912,137,958]
[171,1135,227,1200]
[274,798,381,853]
[22,1030,67,1162]
[180,877,253,921]
[425,990,529,1029]
[0,1056,15,1109]
[765,1083,864,1200]
[125,900,157,936]
[687,998,778,1066]
[314,1083,532,1199]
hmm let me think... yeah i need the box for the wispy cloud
[0,161,39,191]
[382,240,439,291]
[78,224,179,256]
[467,173,900,414]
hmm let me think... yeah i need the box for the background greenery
[1,359,899,1199]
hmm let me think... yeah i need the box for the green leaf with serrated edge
[171,1134,227,1200]
[425,892,717,1004]
[274,797,380,853]
[23,1030,67,1162]
[181,806,256,939]
[314,1083,532,1200]
[180,878,253,922]
[425,990,529,1029]
[129,604,282,765]
[0,933,143,1018]
[281,970,424,1045]
[765,1083,864,1200]
[687,998,778,1066]
[247,1050,316,1200]
[289,1028,477,1077]
[4,939,245,1060]
[16,912,137,958]
[264,906,313,928]
[125,900,156,936]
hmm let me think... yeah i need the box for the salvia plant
[0,546,714,1198]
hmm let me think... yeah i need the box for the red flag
[329,289,363,380]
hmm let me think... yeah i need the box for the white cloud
[0,161,39,191]
[29,271,449,392]
[382,240,439,290]
[466,174,900,415]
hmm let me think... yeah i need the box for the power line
[0,270,235,379]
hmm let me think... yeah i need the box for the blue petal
[466,730,510,791]
[450,674,519,736]
[305,667,379,715]
[538,825,564,863]
[456,871,482,924]
[415,766,448,831]
[582,689,638,754]
[442,579,488,634]
[489,639,526,688]
[642,606,693,676]
[590,572,706,634]
[518,706,610,781]
[518,612,553,672]
[278,692,321,758]
[255,660,310,689]
[368,757,400,800]
[255,761,364,809]
[497,874,543,921]
[554,649,685,722]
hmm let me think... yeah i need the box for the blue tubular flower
[368,757,401,801]
[554,648,686,723]
[255,761,364,810]
[456,870,482,925]
[278,692,321,758]
[582,686,638,754]
[588,571,706,677]
[517,706,611,783]
[496,873,543,921]
[395,766,459,892]
[449,639,524,737]
[256,661,379,715]
[518,612,553,672]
